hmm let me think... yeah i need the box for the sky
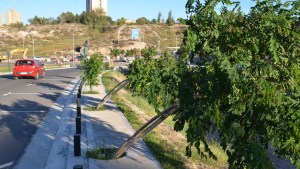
[0,0,254,25]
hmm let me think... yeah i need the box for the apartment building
[0,12,2,26]
[6,8,21,25]
[86,0,107,15]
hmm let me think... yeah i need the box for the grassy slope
[0,24,186,57]
[101,71,228,169]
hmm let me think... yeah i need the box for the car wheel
[14,76,18,80]
[34,73,39,80]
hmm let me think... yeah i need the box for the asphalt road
[0,68,80,168]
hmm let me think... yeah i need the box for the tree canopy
[127,0,300,168]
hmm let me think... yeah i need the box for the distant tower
[86,0,107,15]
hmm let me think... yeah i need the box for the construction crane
[0,48,28,62]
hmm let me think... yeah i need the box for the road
[0,68,80,168]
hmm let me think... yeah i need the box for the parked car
[33,56,45,62]
[13,59,45,80]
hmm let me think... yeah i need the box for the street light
[30,31,37,57]
[18,31,29,49]
[72,30,75,66]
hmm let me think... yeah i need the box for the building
[6,8,21,25]
[0,12,2,26]
[86,0,107,15]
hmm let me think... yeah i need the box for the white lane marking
[3,92,11,96]
[0,162,13,169]
[26,84,33,86]
[41,79,68,81]
[13,92,52,95]
[3,92,53,96]
[11,93,40,95]
[0,111,46,113]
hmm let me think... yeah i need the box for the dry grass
[0,24,186,58]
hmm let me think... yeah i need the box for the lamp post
[32,34,35,57]
[18,31,29,49]
[72,30,75,66]
[30,31,37,57]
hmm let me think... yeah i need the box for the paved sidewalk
[82,75,161,169]
[14,74,161,169]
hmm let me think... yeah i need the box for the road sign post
[6,51,10,72]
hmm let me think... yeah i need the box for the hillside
[0,24,187,58]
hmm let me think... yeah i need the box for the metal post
[76,117,81,134]
[72,30,75,66]
[32,34,35,57]
[74,134,81,156]
[77,102,81,117]
[73,165,83,169]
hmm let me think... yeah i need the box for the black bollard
[74,134,81,156]
[77,106,81,117]
[76,117,81,134]
[73,165,83,169]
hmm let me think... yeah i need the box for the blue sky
[0,0,254,24]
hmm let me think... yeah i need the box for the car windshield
[16,60,33,66]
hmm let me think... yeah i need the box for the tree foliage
[166,10,176,26]
[136,17,150,25]
[125,48,140,57]
[127,50,180,111]
[127,0,300,168]
[28,9,113,33]
[82,54,103,91]
[110,49,123,57]
[157,11,162,24]
[116,17,126,26]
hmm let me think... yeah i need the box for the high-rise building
[0,12,2,26]
[6,8,21,25]
[86,0,107,15]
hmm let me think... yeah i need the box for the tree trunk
[112,103,180,159]
[96,79,129,110]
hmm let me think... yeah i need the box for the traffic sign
[131,29,139,40]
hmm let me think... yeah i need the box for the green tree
[177,17,187,25]
[141,47,158,58]
[117,17,126,25]
[157,11,162,24]
[128,50,179,111]
[166,10,176,26]
[136,17,149,25]
[125,48,140,57]
[79,9,113,33]
[126,0,300,168]
[176,0,300,168]
[82,54,103,91]
[110,49,122,58]
[59,12,75,23]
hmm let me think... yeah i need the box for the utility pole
[72,30,75,66]
[32,34,35,57]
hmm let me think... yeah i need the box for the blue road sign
[131,29,139,40]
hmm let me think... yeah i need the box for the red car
[13,59,45,80]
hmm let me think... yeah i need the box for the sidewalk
[14,75,161,169]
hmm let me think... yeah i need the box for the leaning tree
[125,0,300,168]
